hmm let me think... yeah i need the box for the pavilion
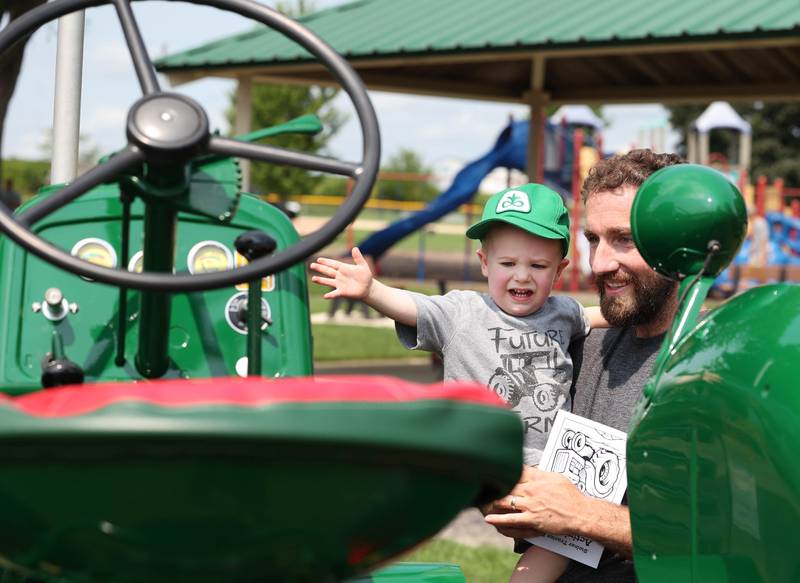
[155,0,800,186]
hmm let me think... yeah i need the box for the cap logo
[496,190,531,214]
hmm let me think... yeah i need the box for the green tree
[747,103,800,187]
[376,148,438,202]
[239,84,344,198]
[0,0,48,182]
[227,0,344,199]
[1,158,49,199]
[666,103,800,187]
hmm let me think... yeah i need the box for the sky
[2,1,677,184]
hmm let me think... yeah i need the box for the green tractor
[0,2,798,583]
[0,1,522,581]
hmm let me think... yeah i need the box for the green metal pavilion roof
[156,0,800,104]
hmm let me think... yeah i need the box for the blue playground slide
[356,120,528,260]
[356,118,593,260]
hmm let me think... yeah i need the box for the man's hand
[484,466,589,538]
[310,247,373,300]
[484,466,633,556]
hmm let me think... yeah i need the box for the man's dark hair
[581,149,684,202]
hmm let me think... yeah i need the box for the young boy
[310,183,605,583]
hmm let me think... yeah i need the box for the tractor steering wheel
[0,0,380,292]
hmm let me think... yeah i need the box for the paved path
[436,508,514,549]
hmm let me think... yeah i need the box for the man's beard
[597,269,676,328]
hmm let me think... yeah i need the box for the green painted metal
[632,164,747,280]
[246,280,263,375]
[154,0,800,72]
[349,563,465,582]
[235,113,322,142]
[0,184,312,393]
[0,397,521,582]
[137,199,178,378]
[628,161,800,581]
[627,284,800,582]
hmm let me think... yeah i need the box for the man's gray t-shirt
[396,290,589,465]
[557,326,664,583]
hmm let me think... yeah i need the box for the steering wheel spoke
[0,0,379,292]
[112,0,160,95]
[18,146,144,226]
[208,136,362,178]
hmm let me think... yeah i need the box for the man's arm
[310,247,417,327]
[483,466,632,557]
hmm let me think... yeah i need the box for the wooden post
[527,55,547,182]
[570,129,584,292]
[756,175,767,217]
[345,178,355,249]
[235,76,253,193]
[775,178,785,213]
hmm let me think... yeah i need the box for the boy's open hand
[310,247,373,300]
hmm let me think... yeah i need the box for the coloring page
[527,409,627,568]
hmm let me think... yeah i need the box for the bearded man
[485,149,684,582]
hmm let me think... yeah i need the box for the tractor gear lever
[41,330,84,388]
[234,231,278,377]
[234,230,277,261]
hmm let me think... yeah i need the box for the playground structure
[685,101,800,295]
[355,106,602,289]
[351,99,799,295]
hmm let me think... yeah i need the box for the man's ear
[555,258,570,281]
[477,247,490,278]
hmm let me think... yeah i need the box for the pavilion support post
[236,76,253,193]
[698,131,710,166]
[739,132,752,173]
[526,55,548,182]
[687,130,698,163]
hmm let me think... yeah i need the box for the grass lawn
[321,229,470,255]
[312,324,414,361]
[309,280,441,362]
[398,539,517,583]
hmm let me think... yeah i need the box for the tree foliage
[666,103,800,187]
[376,148,438,202]
[233,83,344,198]
[0,0,48,182]
[1,158,49,199]
[227,0,345,199]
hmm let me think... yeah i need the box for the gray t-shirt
[557,326,664,583]
[396,290,589,465]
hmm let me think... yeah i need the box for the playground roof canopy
[156,0,800,104]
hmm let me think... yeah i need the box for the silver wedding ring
[510,495,517,511]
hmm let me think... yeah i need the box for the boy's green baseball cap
[466,183,571,256]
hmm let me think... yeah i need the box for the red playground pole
[570,129,584,292]
[775,178,785,213]
[756,175,767,217]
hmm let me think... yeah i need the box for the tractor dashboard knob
[41,330,84,388]
[41,358,85,388]
[234,231,278,262]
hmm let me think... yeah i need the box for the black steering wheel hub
[127,93,209,163]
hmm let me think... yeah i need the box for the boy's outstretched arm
[585,306,609,329]
[309,247,418,327]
